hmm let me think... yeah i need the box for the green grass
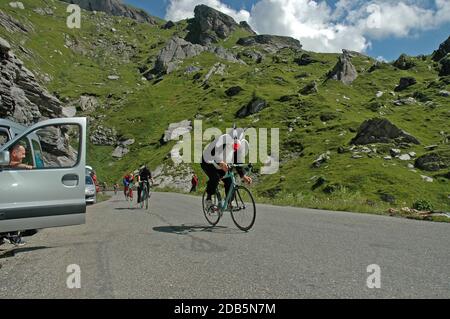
[1,0,449,217]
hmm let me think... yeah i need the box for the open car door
[0,118,87,233]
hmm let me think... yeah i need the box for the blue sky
[125,0,450,61]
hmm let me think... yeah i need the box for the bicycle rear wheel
[202,189,221,226]
[145,187,149,210]
[231,186,256,231]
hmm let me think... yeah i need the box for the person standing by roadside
[190,173,199,193]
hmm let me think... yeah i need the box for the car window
[5,124,81,170]
[31,139,45,168]
[0,130,9,147]
[85,176,93,185]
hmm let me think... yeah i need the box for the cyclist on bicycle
[137,164,153,204]
[201,125,252,209]
[123,172,134,200]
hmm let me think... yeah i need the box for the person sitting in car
[9,144,33,170]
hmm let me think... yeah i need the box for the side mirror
[0,150,10,167]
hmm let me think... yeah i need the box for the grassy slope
[1,0,449,215]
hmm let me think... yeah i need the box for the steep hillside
[1,0,449,216]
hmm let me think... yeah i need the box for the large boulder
[154,37,206,74]
[236,97,268,118]
[327,50,358,85]
[350,118,420,145]
[225,86,243,97]
[414,151,450,171]
[237,50,264,63]
[0,37,11,54]
[432,36,450,62]
[236,35,302,52]
[393,54,416,70]
[78,95,99,112]
[60,0,158,24]
[294,53,318,66]
[299,81,318,95]
[112,145,129,158]
[185,5,240,45]
[395,77,417,91]
[0,37,63,125]
[161,120,192,144]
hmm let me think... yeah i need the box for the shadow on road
[114,207,140,211]
[0,246,48,259]
[153,224,245,235]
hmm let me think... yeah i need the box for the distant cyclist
[123,172,134,200]
[201,125,252,209]
[137,164,153,204]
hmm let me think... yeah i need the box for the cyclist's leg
[201,162,220,200]
[145,180,150,197]
[137,183,142,203]
[223,177,232,200]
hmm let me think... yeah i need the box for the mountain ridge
[0,0,449,216]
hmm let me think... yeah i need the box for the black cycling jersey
[139,167,152,181]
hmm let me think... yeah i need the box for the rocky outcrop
[162,21,175,29]
[203,62,226,83]
[9,2,24,10]
[161,120,192,144]
[299,81,318,95]
[154,37,206,74]
[237,35,302,52]
[239,21,256,35]
[350,118,420,145]
[237,50,264,63]
[225,86,243,97]
[60,0,158,24]
[327,50,358,85]
[0,37,63,125]
[393,54,416,70]
[294,53,317,66]
[153,163,194,192]
[78,95,99,112]
[153,37,241,74]
[111,145,129,158]
[439,54,450,76]
[33,7,54,16]
[236,97,268,118]
[395,77,417,91]
[90,126,118,146]
[185,5,240,45]
[0,9,30,33]
[414,151,450,171]
[37,126,78,167]
[432,36,450,62]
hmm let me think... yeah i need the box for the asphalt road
[1,192,449,298]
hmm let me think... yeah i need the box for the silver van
[0,118,87,235]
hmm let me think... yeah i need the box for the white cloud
[165,0,450,53]
[165,0,249,22]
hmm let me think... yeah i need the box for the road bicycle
[139,181,151,210]
[202,164,256,231]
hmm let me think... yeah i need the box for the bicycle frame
[218,170,237,211]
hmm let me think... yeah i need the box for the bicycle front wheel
[202,189,221,226]
[231,186,256,231]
